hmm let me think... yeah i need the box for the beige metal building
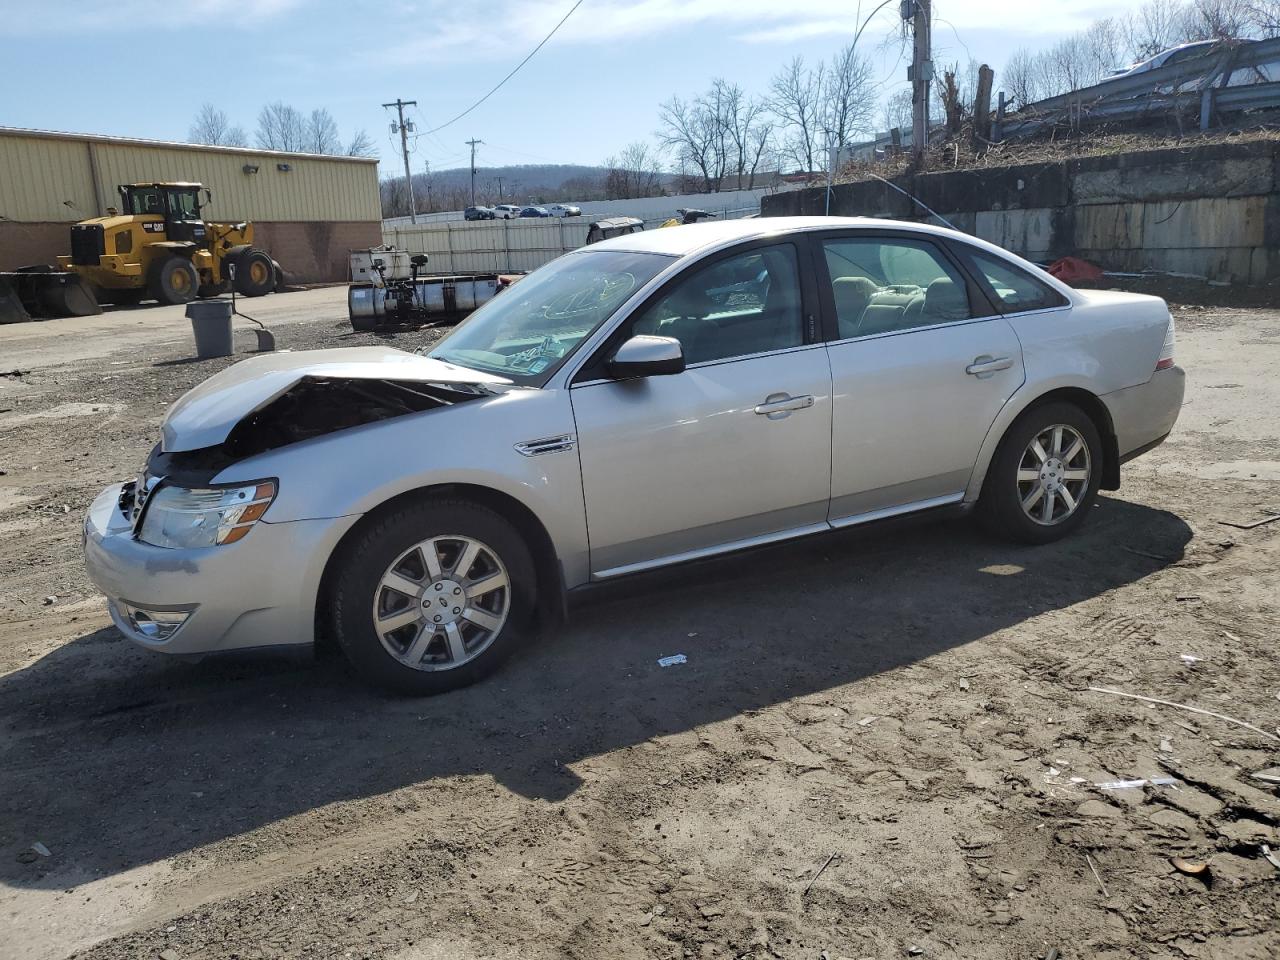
[0,126,381,283]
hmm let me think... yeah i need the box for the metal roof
[0,125,378,163]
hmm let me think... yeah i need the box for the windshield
[425,250,672,384]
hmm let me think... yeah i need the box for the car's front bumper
[83,482,359,656]
[1102,365,1186,460]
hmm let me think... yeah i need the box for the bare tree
[189,103,248,147]
[1248,0,1280,34]
[256,102,307,152]
[304,108,341,155]
[657,95,722,192]
[345,129,375,157]
[1123,0,1191,58]
[822,43,876,165]
[881,88,913,135]
[769,56,826,175]
[604,141,663,199]
[1183,0,1253,37]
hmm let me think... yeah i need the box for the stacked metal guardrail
[997,37,1280,139]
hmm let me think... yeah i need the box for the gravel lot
[1,288,1277,960]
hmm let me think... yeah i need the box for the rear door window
[962,249,1068,314]
[822,237,975,340]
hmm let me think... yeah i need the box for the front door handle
[755,393,814,419]
[966,355,1013,378]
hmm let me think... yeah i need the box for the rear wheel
[147,256,199,305]
[979,401,1102,544]
[232,250,275,297]
[330,499,537,695]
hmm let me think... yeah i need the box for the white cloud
[0,0,303,35]
[375,0,1133,65]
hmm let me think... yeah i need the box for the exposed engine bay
[149,376,493,482]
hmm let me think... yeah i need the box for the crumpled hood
[161,346,511,452]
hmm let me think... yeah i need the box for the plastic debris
[1096,777,1179,790]
[1261,845,1280,870]
[856,715,878,726]
[1179,654,1203,664]
[31,841,50,857]
[657,654,686,667]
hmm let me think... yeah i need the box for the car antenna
[864,173,961,232]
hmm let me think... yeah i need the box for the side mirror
[607,335,685,380]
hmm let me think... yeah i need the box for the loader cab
[119,183,209,247]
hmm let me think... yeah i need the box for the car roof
[586,216,968,257]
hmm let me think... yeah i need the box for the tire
[197,280,229,298]
[330,499,537,695]
[147,256,199,305]
[978,401,1103,545]
[231,249,275,297]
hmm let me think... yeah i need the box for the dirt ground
[1,289,1277,960]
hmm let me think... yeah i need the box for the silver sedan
[84,217,1184,693]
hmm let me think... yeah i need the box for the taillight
[1155,315,1175,371]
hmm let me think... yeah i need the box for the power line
[423,0,587,135]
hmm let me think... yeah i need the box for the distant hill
[380,163,678,215]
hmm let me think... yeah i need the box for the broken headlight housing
[137,481,277,549]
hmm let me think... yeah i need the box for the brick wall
[0,219,380,284]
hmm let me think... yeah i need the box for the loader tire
[198,280,230,298]
[148,257,199,306]
[233,250,275,297]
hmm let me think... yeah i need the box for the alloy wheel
[372,535,511,671]
[1017,424,1091,526]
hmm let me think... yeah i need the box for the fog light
[120,602,191,641]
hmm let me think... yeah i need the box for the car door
[815,232,1026,523]
[570,240,832,578]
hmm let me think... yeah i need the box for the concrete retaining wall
[762,140,1280,285]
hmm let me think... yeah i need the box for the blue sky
[1,0,1142,174]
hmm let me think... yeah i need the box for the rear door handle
[755,393,814,419]
[966,355,1013,377]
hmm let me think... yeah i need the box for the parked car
[546,204,582,217]
[492,204,522,219]
[84,217,1183,694]
[464,205,495,221]
[677,208,716,224]
[519,206,551,218]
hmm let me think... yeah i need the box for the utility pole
[466,138,483,206]
[383,98,418,223]
[495,176,505,201]
[423,159,433,214]
[906,0,932,160]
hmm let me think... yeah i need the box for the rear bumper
[83,482,358,656]
[1101,366,1186,461]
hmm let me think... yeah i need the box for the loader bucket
[1,267,102,319]
[0,278,32,324]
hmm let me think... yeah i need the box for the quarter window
[627,243,804,365]
[822,238,974,339]
[965,249,1068,314]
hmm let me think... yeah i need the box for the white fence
[381,200,761,274]
[382,218,593,274]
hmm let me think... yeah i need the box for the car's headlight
[138,481,276,549]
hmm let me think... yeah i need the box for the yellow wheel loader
[0,182,281,324]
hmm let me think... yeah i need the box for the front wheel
[330,499,537,694]
[232,250,275,297]
[147,256,199,305]
[978,401,1103,544]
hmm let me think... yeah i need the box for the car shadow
[0,496,1191,889]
